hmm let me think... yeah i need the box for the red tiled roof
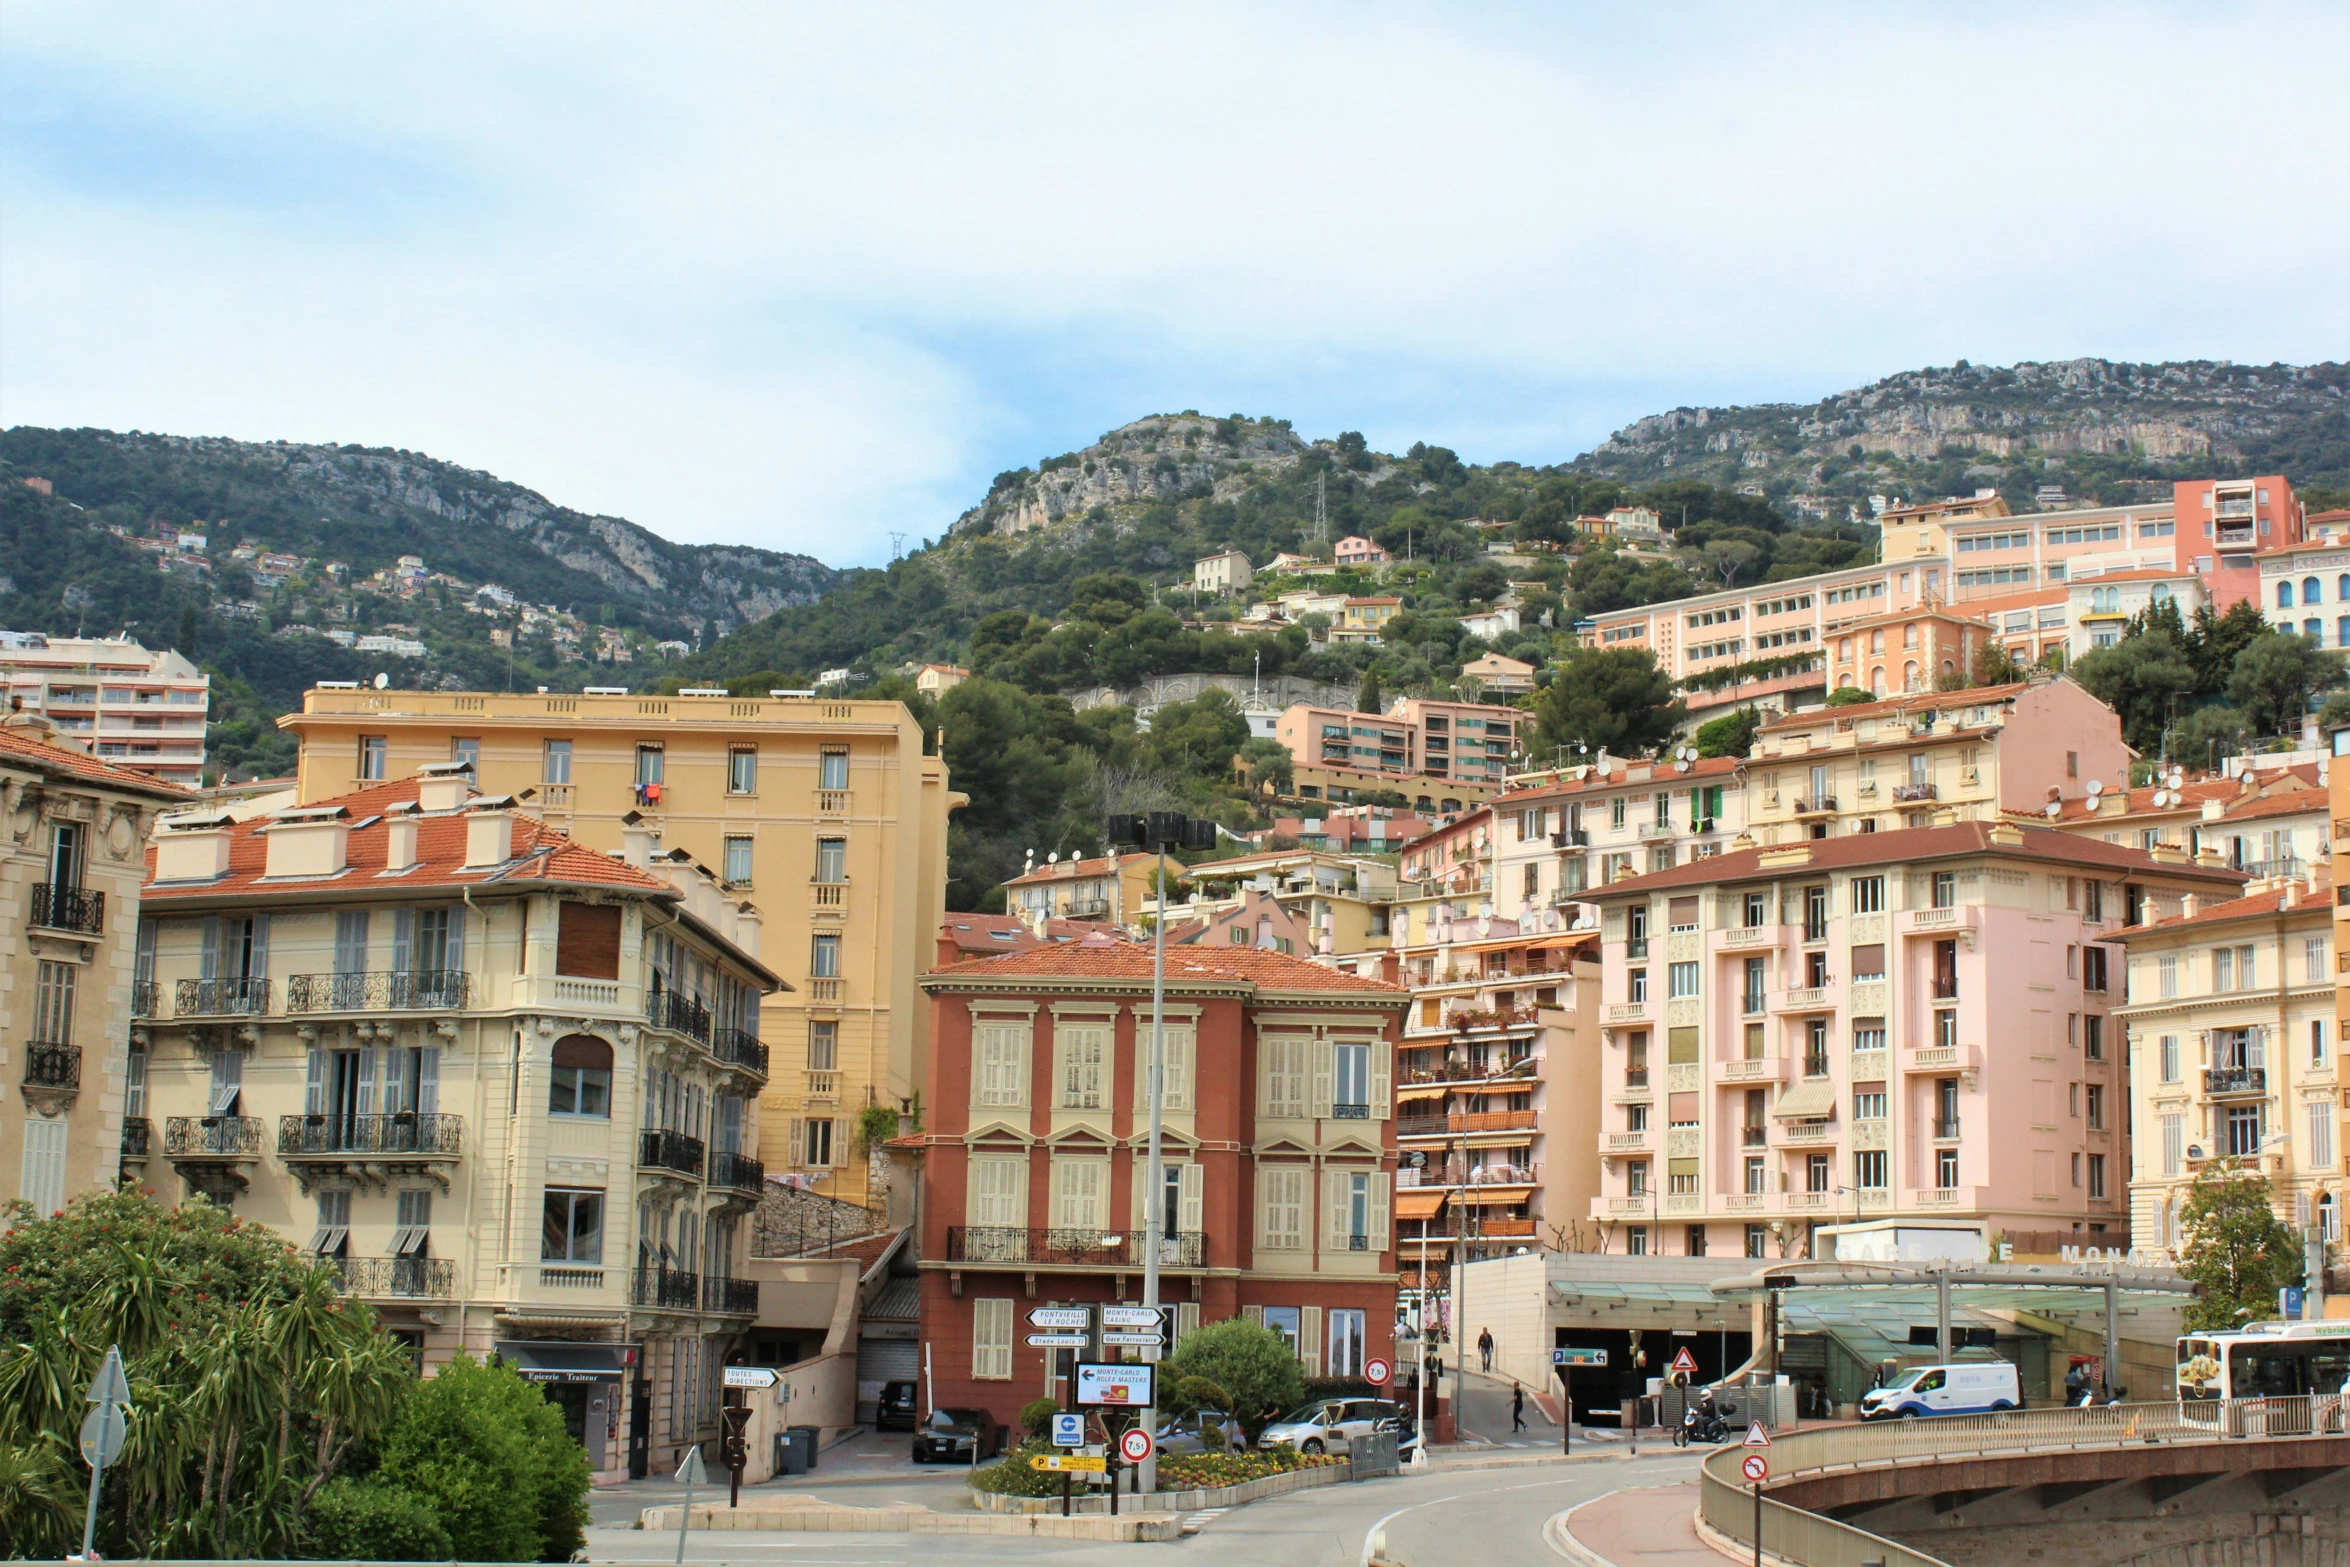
[143,775,670,900]
[937,913,1133,956]
[2118,874,2331,937]
[1758,683,2029,731]
[1581,821,2247,899]
[0,724,195,800]
[1491,753,1743,806]
[924,940,1407,996]
[1002,852,1153,887]
[2025,766,2318,826]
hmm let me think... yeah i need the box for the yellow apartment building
[280,687,959,1208]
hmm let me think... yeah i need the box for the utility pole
[1317,472,1328,546]
[1452,1133,1467,1442]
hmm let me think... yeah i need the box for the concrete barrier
[636,1497,1181,1542]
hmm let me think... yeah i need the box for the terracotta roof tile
[1003,852,1153,887]
[1491,753,1743,806]
[2118,874,2331,936]
[924,940,1407,995]
[0,725,195,800]
[1758,683,2029,731]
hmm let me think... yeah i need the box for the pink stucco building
[1578,823,2241,1261]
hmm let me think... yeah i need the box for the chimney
[465,797,516,867]
[1987,821,2024,846]
[153,810,235,881]
[415,760,471,813]
[731,901,761,961]
[2181,892,2200,919]
[1,705,67,750]
[384,802,421,872]
[262,804,351,878]
[1931,806,1959,828]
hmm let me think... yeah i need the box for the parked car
[911,1407,1006,1462]
[874,1380,919,1432]
[1258,1397,1411,1456]
[1859,1361,2021,1420]
[1156,1408,1244,1454]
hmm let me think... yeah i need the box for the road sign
[677,1446,706,1484]
[2282,1285,2308,1320]
[1028,1333,1089,1347]
[1670,1346,1699,1376]
[1101,1306,1164,1328]
[722,1366,778,1388]
[85,1346,130,1408]
[1741,1452,1769,1483]
[1029,1307,1091,1329]
[79,1403,128,1469]
[1553,1347,1608,1367]
[1118,1427,1153,1464]
[1051,1412,1085,1448]
[1075,1362,1154,1407]
[1100,1331,1164,1346]
[1365,1356,1393,1386]
[1742,1420,1771,1448]
[1030,1453,1107,1473]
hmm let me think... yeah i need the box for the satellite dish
[372,672,389,690]
[2044,801,2062,819]
[1676,760,1690,773]
[2169,769,2185,789]
[2086,779,2103,798]
[1047,851,1060,864]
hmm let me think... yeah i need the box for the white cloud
[3,2,2344,563]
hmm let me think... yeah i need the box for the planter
[971,1457,1350,1515]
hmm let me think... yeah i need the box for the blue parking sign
[1052,1412,1085,1447]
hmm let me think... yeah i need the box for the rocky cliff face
[951,413,1312,537]
[1582,359,2348,493]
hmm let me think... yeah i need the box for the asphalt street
[584,1449,1708,1567]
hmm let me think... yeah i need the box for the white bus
[2176,1321,2350,1404]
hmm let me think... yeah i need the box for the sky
[4,4,2347,568]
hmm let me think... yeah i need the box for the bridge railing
[1698,1397,2346,1567]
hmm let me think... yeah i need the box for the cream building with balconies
[1486,755,1747,931]
[279,686,959,1208]
[2117,872,2341,1261]
[0,634,211,788]
[134,763,781,1481]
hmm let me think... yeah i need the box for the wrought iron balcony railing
[631,1265,701,1310]
[174,977,271,1017]
[165,1116,264,1156]
[120,1117,152,1158]
[703,1276,759,1314]
[333,1256,456,1298]
[712,1028,769,1074]
[708,1151,765,1192]
[130,981,158,1019]
[645,989,712,1044]
[2204,1066,2266,1096]
[24,1042,80,1091]
[639,1127,706,1178]
[286,971,471,1012]
[944,1227,1207,1267]
[278,1113,463,1157]
[30,883,103,935]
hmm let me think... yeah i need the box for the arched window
[1941,659,1956,682]
[2338,574,2349,602]
[2305,577,2322,605]
[550,1034,614,1117]
[2323,1193,2340,1244]
[1903,660,1920,692]
[2338,617,2348,647]
[1838,637,1852,662]
[2278,580,2296,608]
[1903,624,1919,650]
[1870,630,1885,656]
[2306,618,2324,643]
[2151,584,2172,605]
[1871,667,1888,697]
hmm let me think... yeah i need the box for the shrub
[1163,1320,1307,1441]
[375,1355,590,1561]
[301,1477,454,1561]
[1017,1397,1063,1440]
[969,1440,1063,1497]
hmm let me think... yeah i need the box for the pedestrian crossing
[1179,1507,1229,1534]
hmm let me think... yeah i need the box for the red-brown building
[911,933,1410,1423]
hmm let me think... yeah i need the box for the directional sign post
[78,1344,131,1562]
[673,1445,705,1566]
[1051,1412,1085,1448]
[1030,1452,1107,1473]
[1027,1333,1088,1348]
[1029,1307,1092,1329]
[1551,1347,1607,1456]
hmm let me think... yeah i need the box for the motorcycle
[1674,1397,1732,1447]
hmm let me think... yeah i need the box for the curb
[1541,1495,1616,1567]
[635,1502,1182,1542]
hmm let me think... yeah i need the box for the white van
[1858,1361,2021,1420]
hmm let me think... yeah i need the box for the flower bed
[1155,1449,1345,1490]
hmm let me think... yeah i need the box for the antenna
[887,531,907,560]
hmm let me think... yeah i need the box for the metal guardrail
[1698,1398,2350,1567]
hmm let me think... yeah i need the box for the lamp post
[1107,811,1217,1496]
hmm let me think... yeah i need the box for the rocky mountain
[949,411,1325,538]
[0,428,837,637]
[1574,358,2350,509]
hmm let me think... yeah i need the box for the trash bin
[775,1427,814,1475]
[787,1425,821,1472]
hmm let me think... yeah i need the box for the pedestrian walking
[1478,1327,1494,1372]
[1511,1383,1526,1432]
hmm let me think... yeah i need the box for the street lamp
[1106,811,1217,1495]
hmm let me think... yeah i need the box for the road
[584,1449,1706,1567]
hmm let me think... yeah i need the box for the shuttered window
[556,902,622,980]
[974,1021,1029,1108]
[1668,1027,1700,1065]
[1134,1023,1194,1112]
[1259,1167,1307,1251]
[1262,1035,1309,1118]
[1055,1022,1108,1109]
[1298,1305,1323,1376]
[972,1298,1013,1380]
[970,1155,1028,1228]
[19,1119,67,1217]
[1051,1158,1105,1231]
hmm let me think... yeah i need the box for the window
[2159,1033,2179,1082]
[1669,962,1699,999]
[393,1189,432,1257]
[1852,1018,1886,1053]
[1626,1226,1648,1256]
[972,1298,1013,1380]
[541,1189,604,1262]
[1743,892,1768,928]
[549,1035,613,1117]
[1933,939,1958,999]
[2314,1020,2329,1065]
[1935,1148,1960,1189]
[1854,1150,1887,1189]
[1740,957,1765,1013]
[2307,936,2329,985]
[1806,1154,1830,1193]
[2161,1113,2183,1176]
[2083,947,2108,993]
[1626,1160,1648,1196]
[1853,1083,1886,1120]
[723,836,754,885]
[1334,1039,1370,1113]
[2085,1083,2105,1130]
[1850,943,1885,980]
[542,739,572,784]
[1668,896,1699,933]
[809,1018,839,1072]
[1803,884,1829,940]
[1629,970,1648,1003]
[450,736,480,777]
[803,1118,836,1168]
[1744,1156,1765,1194]
[818,749,850,791]
[1260,1167,1308,1250]
[1686,1225,1708,1257]
[1262,1034,1309,1117]
[2158,954,2178,999]
[359,734,388,781]
[2071,1152,2083,1188]
[2084,1014,2104,1060]
[1931,871,1956,910]
[634,744,665,787]
[1522,863,1540,899]
[811,933,839,978]
[1611,798,1627,830]
[32,960,75,1046]
[1935,1009,1957,1050]
[2310,1101,2335,1170]
[2226,1104,2263,1158]
[1745,1224,1768,1259]
[1852,875,1885,914]
[312,1190,352,1257]
[1669,1158,1700,1196]
[728,747,757,794]
[815,837,847,883]
[1328,1309,1367,1377]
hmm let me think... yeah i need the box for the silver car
[1257,1397,1405,1456]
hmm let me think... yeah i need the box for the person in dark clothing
[1511,1383,1526,1432]
[1478,1328,1495,1372]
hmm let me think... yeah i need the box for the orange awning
[1456,1184,1535,1206]
[1395,1189,1449,1221]
[1397,1085,1448,1104]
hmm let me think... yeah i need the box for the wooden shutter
[1299,1306,1323,1375]
[1166,1025,1192,1111]
[556,902,622,979]
[1057,1022,1107,1109]
[305,1049,327,1115]
[1261,1168,1304,1251]
[971,1156,1026,1227]
[445,905,465,974]
[1325,1170,1351,1250]
[1179,1163,1203,1236]
[356,1047,378,1115]
[1369,1038,1392,1120]
[1053,1159,1103,1231]
[334,910,369,975]
[1310,1037,1334,1120]
[418,1047,440,1114]
[1175,1301,1199,1349]
[1367,1171,1390,1253]
[200,915,221,980]
[972,1297,1013,1380]
[20,1119,68,1216]
[786,1117,805,1169]
[1243,1304,1264,1329]
[392,909,413,974]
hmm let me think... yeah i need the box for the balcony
[1902,905,1980,936]
[632,1265,702,1310]
[709,1151,766,1193]
[1397,1109,1538,1138]
[712,1029,769,1075]
[120,1117,151,1158]
[23,1042,80,1094]
[2214,521,2257,553]
[1931,1117,1962,1140]
[1774,987,1832,1013]
[29,883,103,936]
[1626,938,1650,960]
[639,1127,706,1179]
[808,978,844,1003]
[1741,1125,1769,1148]
[1892,782,1939,804]
[1603,1131,1651,1152]
[703,1276,760,1315]
[944,1227,1207,1268]
[1904,1044,1980,1073]
[1638,821,1677,840]
[816,789,851,816]
[804,1070,840,1101]
[1792,796,1837,817]
[1778,1121,1834,1143]
[2204,1066,2267,1097]
[1478,1217,1538,1239]
[173,977,271,1017]
[813,881,849,916]
[1802,1054,1831,1078]
[1721,1056,1790,1083]
[130,981,158,1019]
[1605,1002,1651,1024]
[164,1115,265,1190]
[1623,1068,1649,1090]
[1550,828,1590,848]
[333,1257,457,1299]
[286,971,470,1013]
[278,1113,463,1158]
[645,989,713,1044]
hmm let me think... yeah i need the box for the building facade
[910,938,1407,1421]
[2,715,191,1216]
[1273,698,1522,793]
[1002,851,1159,926]
[279,686,958,1207]
[1486,756,1748,929]
[0,634,210,787]
[1578,824,2240,1260]
[135,764,778,1480]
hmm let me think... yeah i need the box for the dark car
[875,1380,919,1432]
[912,1407,1005,1463]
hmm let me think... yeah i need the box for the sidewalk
[1549,1482,1730,1567]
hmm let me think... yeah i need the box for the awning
[495,1340,640,1384]
[1771,1079,1838,1122]
[1397,1085,1448,1104]
[1456,1184,1535,1206]
[1396,1189,1449,1221]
